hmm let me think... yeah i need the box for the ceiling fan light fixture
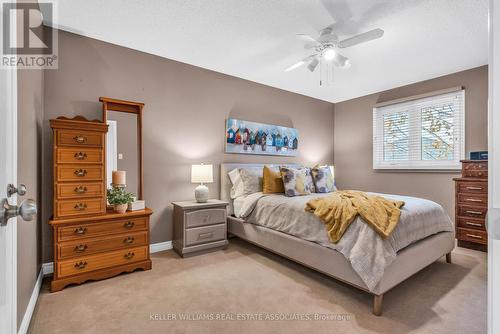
[323,48,337,61]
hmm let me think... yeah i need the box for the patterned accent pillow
[280,166,315,197]
[311,165,337,193]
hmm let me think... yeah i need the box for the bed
[221,163,455,316]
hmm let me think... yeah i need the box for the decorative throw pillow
[238,168,263,195]
[311,165,337,193]
[228,168,245,199]
[262,165,284,194]
[280,166,315,197]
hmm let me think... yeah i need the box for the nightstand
[172,199,229,257]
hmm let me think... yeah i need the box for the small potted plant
[107,187,134,213]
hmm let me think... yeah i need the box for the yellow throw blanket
[305,190,405,243]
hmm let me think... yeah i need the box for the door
[489,1,500,333]
[0,29,18,334]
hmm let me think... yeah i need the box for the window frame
[373,89,465,170]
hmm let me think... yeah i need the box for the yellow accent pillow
[263,165,284,194]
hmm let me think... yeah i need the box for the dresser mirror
[100,97,144,200]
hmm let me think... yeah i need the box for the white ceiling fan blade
[337,28,384,48]
[296,34,319,44]
[284,54,317,72]
[307,56,320,72]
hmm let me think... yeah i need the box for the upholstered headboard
[220,163,301,215]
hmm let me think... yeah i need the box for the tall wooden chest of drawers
[454,160,488,252]
[50,117,108,219]
[49,116,152,291]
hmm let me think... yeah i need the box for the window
[373,89,465,170]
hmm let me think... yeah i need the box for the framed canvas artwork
[225,118,299,156]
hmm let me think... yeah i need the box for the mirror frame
[100,97,144,200]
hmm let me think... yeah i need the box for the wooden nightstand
[172,199,229,257]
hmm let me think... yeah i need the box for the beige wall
[41,30,334,262]
[334,66,488,220]
[17,67,43,328]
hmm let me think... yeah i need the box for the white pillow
[228,168,245,199]
[239,168,263,195]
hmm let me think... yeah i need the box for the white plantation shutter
[373,89,465,170]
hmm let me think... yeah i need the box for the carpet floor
[29,239,486,334]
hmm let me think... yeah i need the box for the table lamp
[191,164,213,203]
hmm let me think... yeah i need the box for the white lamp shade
[191,164,213,184]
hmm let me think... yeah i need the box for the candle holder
[110,183,126,189]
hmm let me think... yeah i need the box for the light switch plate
[118,153,123,160]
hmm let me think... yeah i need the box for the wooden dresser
[454,159,488,252]
[49,116,152,291]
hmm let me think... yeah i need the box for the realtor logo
[1,1,58,68]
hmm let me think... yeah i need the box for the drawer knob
[198,232,214,240]
[74,152,88,160]
[124,252,135,260]
[73,135,87,144]
[123,221,135,229]
[123,236,135,244]
[466,210,483,215]
[466,233,483,240]
[478,172,484,177]
[74,169,88,177]
[74,261,88,269]
[74,227,87,235]
[465,222,482,227]
[465,198,483,203]
[466,186,483,191]
[74,244,88,253]
[74,186,88,194]
[74,203,87,211]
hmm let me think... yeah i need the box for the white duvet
[234,192,454,291]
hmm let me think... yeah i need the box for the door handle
[7,183,27,198]
[0,198,38,225]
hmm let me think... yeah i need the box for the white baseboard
[18,269,43,334]
[41,240,173,276]
[41,262,53,276]
[149,240,172,253]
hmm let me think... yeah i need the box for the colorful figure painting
[225,118,299,156]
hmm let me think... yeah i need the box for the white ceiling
[44,0,488,103]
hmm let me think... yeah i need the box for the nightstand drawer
[457,193,487,206]
[457,181,488,194]
[185,223,226,246]
[185,208,226,228]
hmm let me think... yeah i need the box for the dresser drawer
[457,227,487,245]
[57,246,148,278]
[457,193,487,206]
[457,217,486,230]
[462,161,487,178]
[457,205,487,219]
[58,231,148,260]
[58,217,148,242]
[185,223,226,246]
[56,165,104,182]
[456,181,488,194]
[185,208,226,228]
[56,182,104,200]
[57,129,103,148]
[56,147,103,164]
[55,198,105,218]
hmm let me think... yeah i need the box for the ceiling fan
[285,27,384,73]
